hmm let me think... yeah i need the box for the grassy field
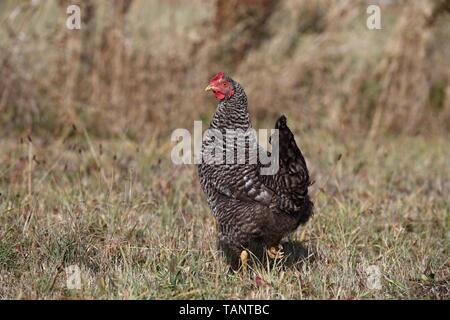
[0,0,449,299]
[0,129,448,299]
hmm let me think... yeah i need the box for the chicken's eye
[223,82,228,87]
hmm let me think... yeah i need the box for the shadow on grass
[223,240,317,271]
[279,240,316,268]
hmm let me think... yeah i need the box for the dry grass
[0,0,449,299]
[1,1,450,138]
[0,130,448,299]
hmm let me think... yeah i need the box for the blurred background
[1,0,449,140]
[1,1,449,299]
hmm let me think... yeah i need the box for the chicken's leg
[267,244,284,259]
[240,250,249,273]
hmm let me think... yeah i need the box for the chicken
[198,72,313,271]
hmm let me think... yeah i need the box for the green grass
[0,129,448,299]
[0,0,449,300]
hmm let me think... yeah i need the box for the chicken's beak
[204,84,214,92]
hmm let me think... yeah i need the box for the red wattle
[215,91,225,100]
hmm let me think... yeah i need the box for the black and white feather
[198,76,313,268]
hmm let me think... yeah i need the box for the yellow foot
[240,250,249,273]
[267,244,284,259]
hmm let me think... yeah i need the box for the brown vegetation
[1,0,449,140]
[0,0,449,300]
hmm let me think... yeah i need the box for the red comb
[211,71,225,82]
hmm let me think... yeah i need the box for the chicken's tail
[271,115,313,221]
[275,115,287,129]
[274,115,310,186]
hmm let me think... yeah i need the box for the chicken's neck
[209,84,251,132]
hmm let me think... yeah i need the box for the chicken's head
[205,71,235,101]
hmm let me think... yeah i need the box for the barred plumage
[198,73,313,269]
